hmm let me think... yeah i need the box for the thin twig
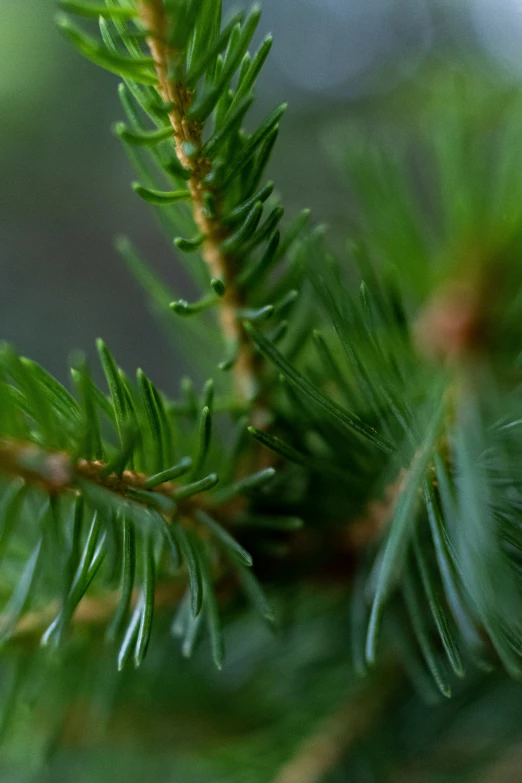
[272,674,396,783]
[0,438,234,507]
[0,438,177,495]
[138,0,260,403]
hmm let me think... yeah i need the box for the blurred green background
[2,0,507,391]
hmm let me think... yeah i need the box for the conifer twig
[0,439,178,498]
[0,438,244,523]
[138,0,260,403]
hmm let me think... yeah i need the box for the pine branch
[57,0,310,429]
[137,0,259,402]
[0,438,247,534]
[0,342,285,668]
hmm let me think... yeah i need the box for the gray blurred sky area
[0,0,519,389]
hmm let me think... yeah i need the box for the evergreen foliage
[2,0,522,779]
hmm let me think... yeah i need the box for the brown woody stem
[0,439,244,526]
